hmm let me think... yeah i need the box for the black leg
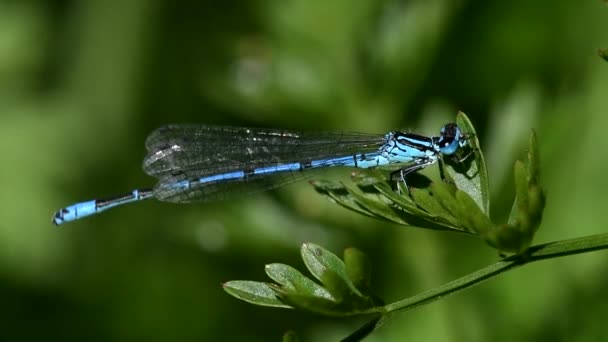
[451,148,476,164]
[391,159,436,193]
[438,155,448,183]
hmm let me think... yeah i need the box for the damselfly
[52,123,469,225]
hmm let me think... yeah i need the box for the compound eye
[438,124,462,155]
[440,123,458,136]
[440,138,459,155]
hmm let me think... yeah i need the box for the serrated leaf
[265,263,334,300]
[301,243,363,297]
[223,280,292,308]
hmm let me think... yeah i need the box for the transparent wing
[153,168,326,203]
[143,125,388,202]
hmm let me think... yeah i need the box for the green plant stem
[383,232,608,314]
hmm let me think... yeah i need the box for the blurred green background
[1,0,607,341]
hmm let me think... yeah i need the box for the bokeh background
[1,0,607,341]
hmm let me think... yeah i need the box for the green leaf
[311,180,379,218]
[424,182,467,228]
[265,263,334,300]
[483,224,529,253]
[455,190,493,235]
[513,160,529,216]
[319,268,356,303]
[453,111,491,215]
[409,186,455,222]
[225,243,385,316]
[525,131,545,231]
[347,182,461,230]
[311,112,548,253]
[273,288,344,316]
[343,184,413,226]
[485,130,546,253]
[527,184,545,234]
[527,130,541,186]
[344,247,372,293]
[314,178,456,230]
[372,181,467,232]
[372,181,428,215]
[301,243,363,297]
[310,112,492,237]
[269,276,381,316]
[267,245,384,315]
[293,243,381,314]
[222,280,292,308]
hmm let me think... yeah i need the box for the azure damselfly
[52,123,469,225]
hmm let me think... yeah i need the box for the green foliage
[451,112,491,215]
[3,1,608,341]
[222,279,291,309]
[484,131,546,253]
[314,112,545,254]
[224,243,383,317]
[225,233,608,341]
[220,112,608,340]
